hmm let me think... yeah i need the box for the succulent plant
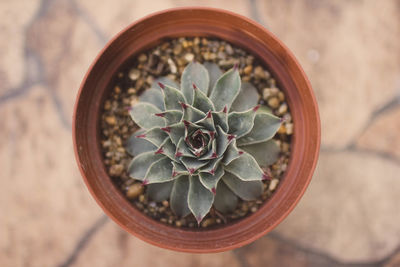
[126,61,283,224]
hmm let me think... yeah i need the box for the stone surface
[0,0,40,93]
[78,0,251,39]
[357,105,400,161]
[275,151,400,262]
[235,234,340,267]
[258,0,400,148]
[70,220,240,267]
[0,87,103,267]
[26,0,102,123]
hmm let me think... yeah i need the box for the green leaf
[151,76,179,90]
[175,138,196,158]
[213,180,238,214]
[209,66,241,111]
[129,102,165,130]
[180,157,209,175]
[139,88,164,111]
[155,138,177,161]
[172,161,189,177]
[237,112,282,146]
[199,139,217,160]
[221,139,240,165]
[170,175,191,217]
[188,175,214,224]
[143,157,175,184]
[139,127,168,147]
[146,181,174,202]
[164,122,185,145]
[193,85,215,113]
[195,111,215,132]
[126,130,156,156]
[181,61,210,104]
[224,151,266,181]
[155,110,182,125]
[181,103,206,123]
[222,172,263,201]
[127,152,165,180]
[203,62,222,95]
[199,157,222,174]
[212,109,228,132]
[228,107,258,138]
[160,84,186,110]
[216,125,234,157]
[199,165,224,193]
[231,82,259,112]
[239,139,280,167]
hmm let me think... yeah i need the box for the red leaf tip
[222,106,228,113]
[136,134,146,138]
[238,151,244,155]
[209,131,215,140]
[188,168,196,175]
[157,82,165,89]
[180,102,188,109]
[211,152,218,158]
[183,120,191,127]
[233,63,239,70]
[175,151,183,158]
[227,134,235,141]
[211,187,216,195]
[161,127,171,133]
[172,171,178,177]
[280,117,286,123]
[262,173,272,180]
[155,112,165,117]
[142,180,149,185]
[206,111,212,118]
[192,83,198,90]
[155,147,164,154]
[196,215,203,225]
[210,169,215,175]
[253,105,260,112]
[126,106,132,111]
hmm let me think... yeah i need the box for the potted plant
[73,7,320,252]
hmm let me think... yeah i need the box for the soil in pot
[100,37,293,228]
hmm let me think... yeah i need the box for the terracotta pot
[73,7,320,253]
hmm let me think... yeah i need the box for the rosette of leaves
[126,61,283,224]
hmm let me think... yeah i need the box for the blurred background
[1,0,400,266]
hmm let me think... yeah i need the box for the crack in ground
[56,215,109,267]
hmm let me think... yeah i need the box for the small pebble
[254,66,266,79]
[285,123,293,135]
[128,69,140,81]
[184,53,194,62]
[201,218,216,228]
[105,116,116,125]
[267,97,280,109]
[250,206,258,213]
[162,200,169,207]
[126,183,144,199]
[269,179,279,191]
[109,164,124,176]
[243,65,253,75]
[278,103,288,115]
[167,58,177,73]
[278,91,285,102]
[138,53,147,62]
[277,124,286,134]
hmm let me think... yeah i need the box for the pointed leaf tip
[155,112,165,117]
[206,111,212,118]
[157,82,165,89]
[136,134,146,138]
[196,215,203,225]
[238,151,244,155]
[211,152,218,158]
[253,105,260,112]
[193,83,197,90]
[228,134,236,141]
[183,120,191,127]
[210,131,215,140]
[211,187,216,195]
[188,168,196,175]
[223,106,228,113]
[180,102,188,109]
[210,169,215,175]
[155,147,164,154]
[142,180,149,185]
[175,151,183,158]
[126,106,132,111]
[262,173,271,180]
[233,63,238,70]
[280,117,286,123]
[161,126,171,133]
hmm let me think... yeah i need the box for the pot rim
[73,6,320,253]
